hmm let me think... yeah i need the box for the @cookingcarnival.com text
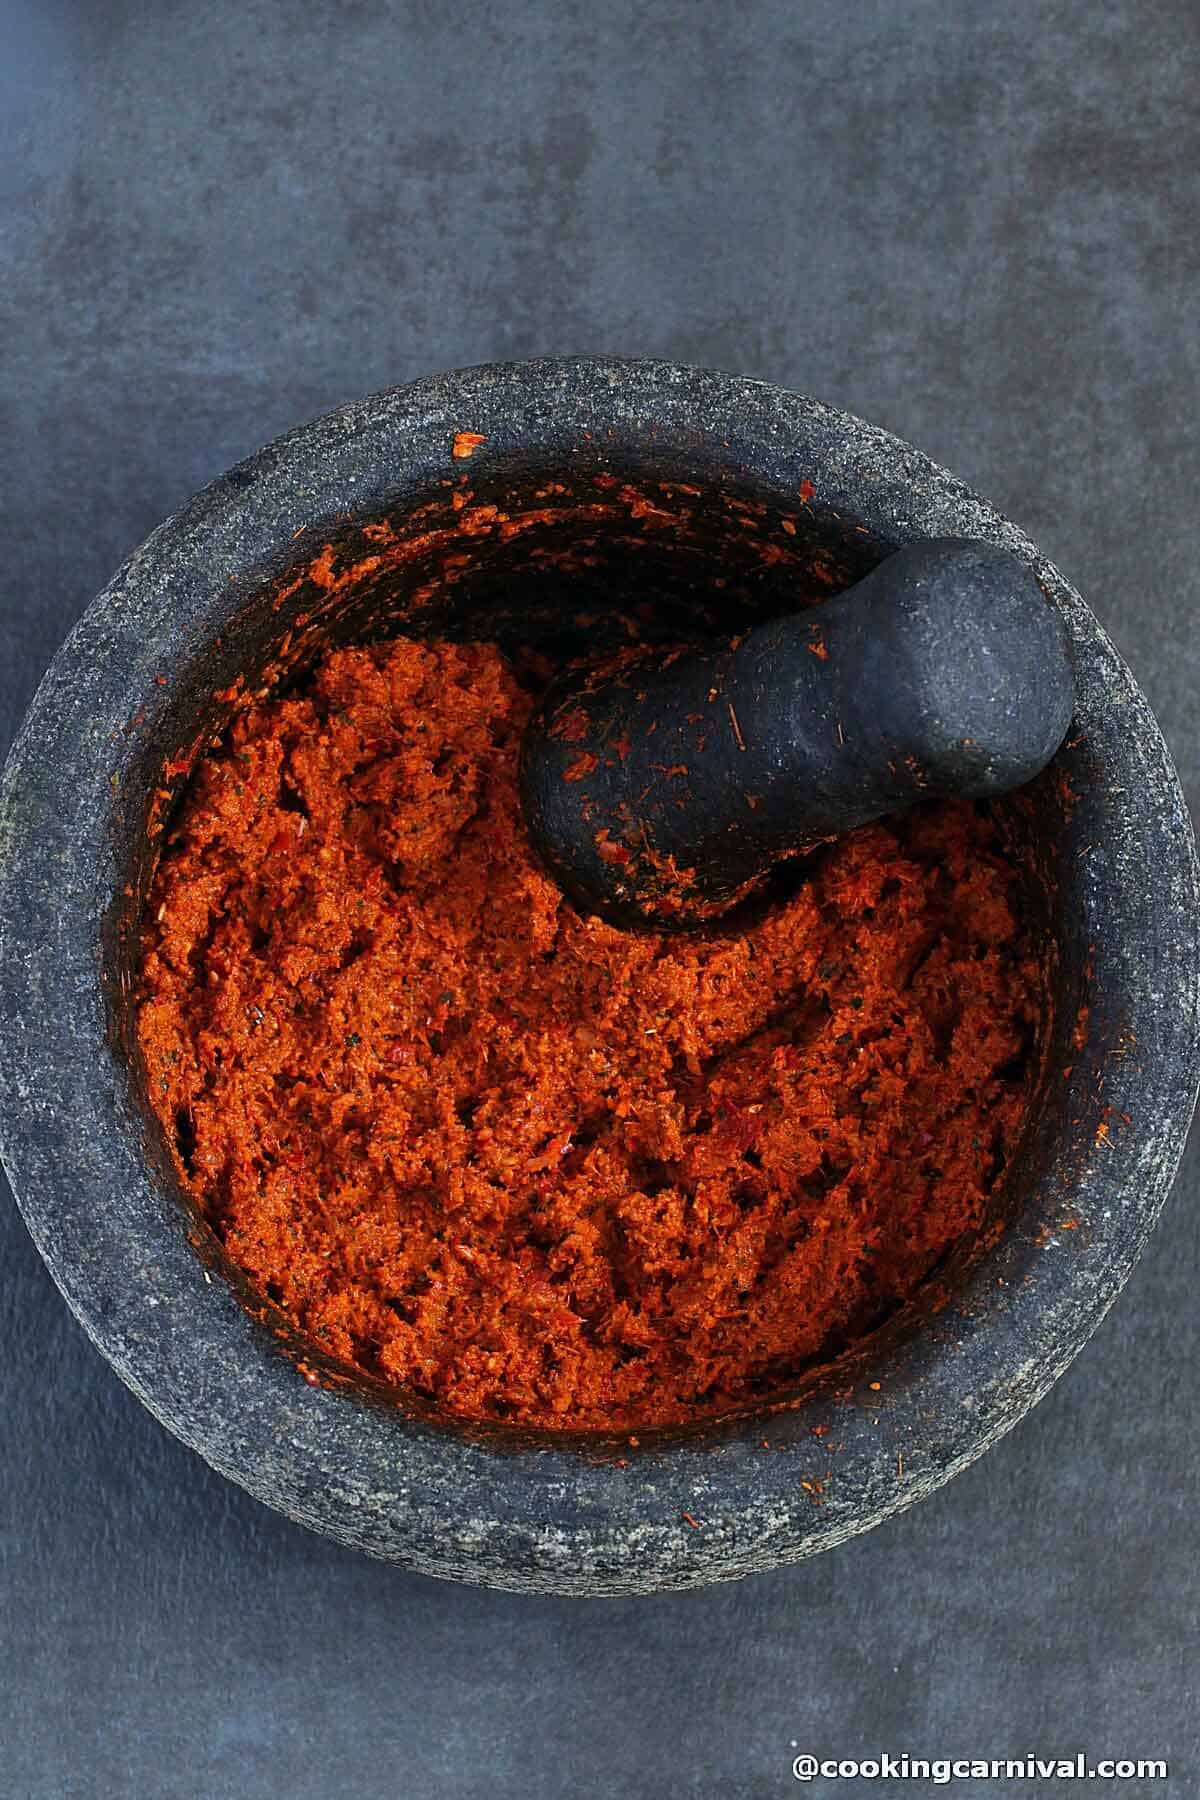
[790,1752,1167,1783]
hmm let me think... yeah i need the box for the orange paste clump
[138,638,1043,1429]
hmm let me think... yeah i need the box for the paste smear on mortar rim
[137,637,1044,1430]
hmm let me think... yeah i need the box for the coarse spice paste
[138,636,1045,1430]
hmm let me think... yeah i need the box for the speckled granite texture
[3,0,1200,1794]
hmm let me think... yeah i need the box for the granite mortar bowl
[1,358,1198,1596]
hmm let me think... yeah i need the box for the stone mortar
[1,357,1197,1595]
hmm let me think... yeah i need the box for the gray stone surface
[2,0,1198,1792]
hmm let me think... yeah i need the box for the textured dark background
[3,3,1198,1795]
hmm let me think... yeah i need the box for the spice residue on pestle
[137,638,1045,1430]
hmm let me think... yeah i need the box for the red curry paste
[138,637,1043,1430]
